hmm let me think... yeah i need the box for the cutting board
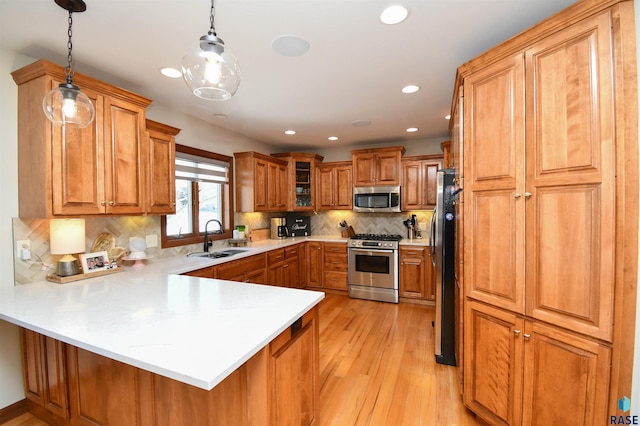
[250,228,270,241]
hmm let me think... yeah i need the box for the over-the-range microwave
[353,185,401,213]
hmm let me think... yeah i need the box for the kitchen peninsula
[0,252,324,425]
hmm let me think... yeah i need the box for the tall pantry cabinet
[456,1,638,425]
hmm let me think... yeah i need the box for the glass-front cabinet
[271,153,324,211]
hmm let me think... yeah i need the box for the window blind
[175,152,229,184]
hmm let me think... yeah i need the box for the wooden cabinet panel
[351,146,404,186]
[146,120,179,214]
[521,322,610,426]
[464,301,524,426]
[182,266,215,278]
[216,253,267,283]
[267,161,287,211]
[322,243,347,291]
[316,161,353,210]
[401,157,442,210]
[234,152,288,212]
[271,153,324,211]
[307,242,323,288]
[399,246,434,300]
[254,158,268,211]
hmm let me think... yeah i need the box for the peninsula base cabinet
[20,306,319,426]
[464,301,611,426]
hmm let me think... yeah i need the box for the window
[161,144,234,248]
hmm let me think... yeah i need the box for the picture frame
[79,251,110,274]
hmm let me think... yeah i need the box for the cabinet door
[401,161,423,210]
[521,322,610,426]
[376,151,401,186]
[306,242,323,287]
[423,161,441,207]
[464,53,526,314]
[524,11,615,342]
[146,129,175,214]
[464,301,524,426]
[298,243,308,288]
[399,247,426,298]
[270,309,318,426]
[103,96,146,215]
[254,159,268,211]
[267,162,287,211]
[51,87,106,215]
[181,266,215,278]
[316,165,335,210]
[352,152,376,186]
[335,165,353,209]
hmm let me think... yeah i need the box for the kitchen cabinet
[11,60,152,217]
[464,300,610,426]
[21,329,69,423]
[399,246,434,301]
[181,266,215,278]
[457,2,637,423]
[215,253,267,284]
[316,161,353,210]
[146,119,180,214]
[298,242,308,288]
[400,156,443,210]
[306,241,324,288]
[268,246,300,288]
[271,152,324,211]
[351,146,404,186]
[234,152,288,212]
[440,141,451,168]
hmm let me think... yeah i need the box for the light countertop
[0,250,324,391]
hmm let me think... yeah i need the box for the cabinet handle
[109,201,115,206]
[523,333,531,340]
[514,192,522,198]
[524,192,532,198]
[514,329,521,336]
[101,201,106,206]
[405,262,421,266]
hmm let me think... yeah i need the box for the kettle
[271,217,288,239]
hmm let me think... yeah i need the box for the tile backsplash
[12,209,432,285]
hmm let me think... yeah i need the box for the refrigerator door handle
[429,208,437,266]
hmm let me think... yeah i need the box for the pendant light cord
[209,0,217,36]
[65,6,74,85]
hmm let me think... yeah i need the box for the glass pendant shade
[43,82,95,128]
[182,34,240,101]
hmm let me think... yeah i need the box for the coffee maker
[270,217,288,239]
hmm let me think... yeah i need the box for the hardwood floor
[2,293,479,426]
[318,293,479,426]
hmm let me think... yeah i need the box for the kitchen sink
[187,249,249,258]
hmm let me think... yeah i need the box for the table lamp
[50,218,86,276]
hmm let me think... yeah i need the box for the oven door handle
[349,248,395,254]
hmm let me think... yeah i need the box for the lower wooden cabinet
[267,246,301,288]
[306,241,324,288]
[399,246,435,301]
[464,300,611,426]
[323,243,348,291]
[215,253,267,284]
[182,266,216,278]
[20,307,319,425]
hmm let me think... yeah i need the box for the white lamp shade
[50,219,86,255]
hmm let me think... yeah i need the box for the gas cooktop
[350,234,403,242]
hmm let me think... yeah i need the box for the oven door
[348,248,397,289]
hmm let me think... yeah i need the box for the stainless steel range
[347,234,401,304]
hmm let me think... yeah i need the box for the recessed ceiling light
[160,67,182,78]
[284,130,296,135]
[406,127,418,133]
[380,5,409,25]
[445,114,451,120]
[328,136,338,141]
[352,120,371,127]
[272,35,310,57]
[402,84,420,94]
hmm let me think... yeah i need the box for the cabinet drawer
[217,254,267,278]
[285,246,299,259]
[268,249,286,264]
[324,254,347,272]
[324,271,347,290]
[323,242,347,254]
[400,247,426,258]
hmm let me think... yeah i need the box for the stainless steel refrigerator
[430,169,457,365]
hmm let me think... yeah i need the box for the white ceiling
[1,0,577,151]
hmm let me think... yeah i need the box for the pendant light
[42,0,95,128]
[182,0,240,100]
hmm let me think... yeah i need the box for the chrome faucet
[203,219,224,252]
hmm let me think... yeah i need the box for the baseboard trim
[0,399,28,424]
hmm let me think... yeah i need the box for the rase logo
[611,396,638,425]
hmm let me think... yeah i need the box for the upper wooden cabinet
[234,152,288,212]
[351,146,405,186]
[146,119,180,215]
[400,155,443,210]
[316,161,352,210]
[11,60,153,217]
[271,152,324,211]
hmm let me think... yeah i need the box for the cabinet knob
[514,192,522,198]
[109,201,115,206]
[523,333,531,340]
[514,329,521,336]
[101,201,106,206]
[524,192,532,198]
